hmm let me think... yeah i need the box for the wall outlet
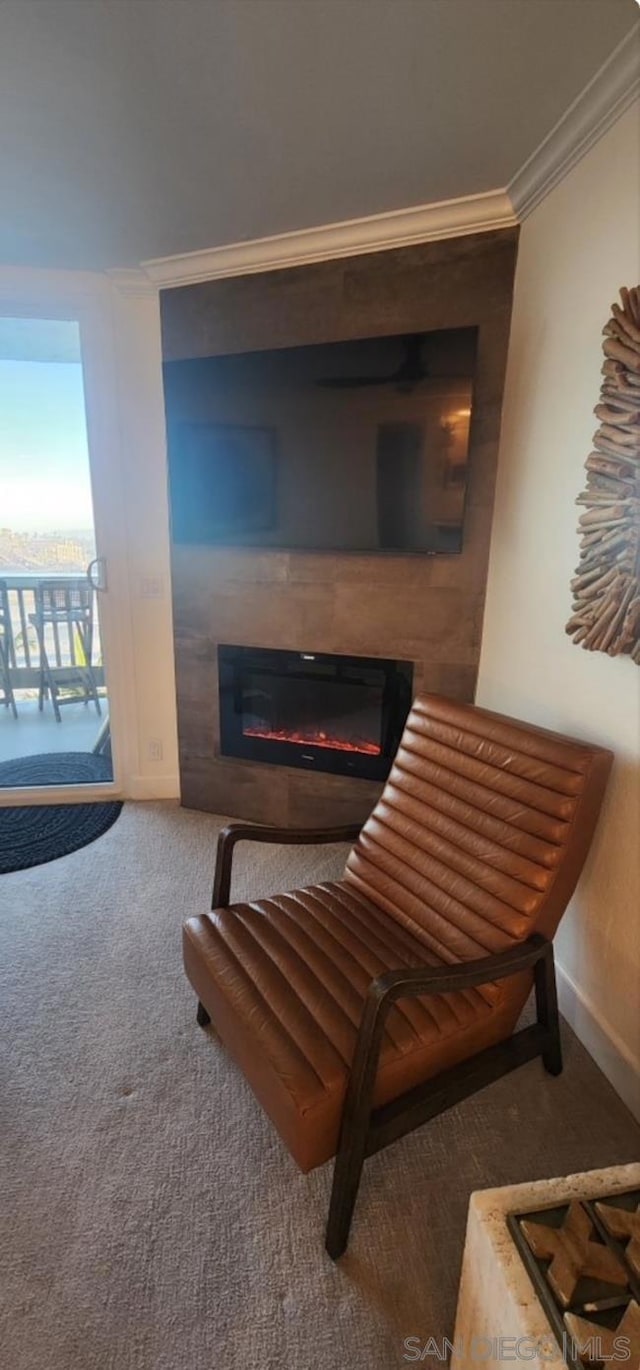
[139,574,164,599]
[148,738,164,762]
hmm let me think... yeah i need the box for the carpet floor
[1,802,638,1370]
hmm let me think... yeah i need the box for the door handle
[87,557,108,592]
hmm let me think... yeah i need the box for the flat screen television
[164,326,478,554]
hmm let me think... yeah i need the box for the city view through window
[0,347,95,575]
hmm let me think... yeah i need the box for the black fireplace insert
[218,645,413,780]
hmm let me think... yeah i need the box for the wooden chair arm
[325,935,559,1255]
[212,821,362,909]
[341,934,551,1153]
[355,934,549,1072]
[369,934,550,1007]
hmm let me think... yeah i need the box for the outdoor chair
[0,579,18,720]
[29,578,102,723]
[183,694,612,1257]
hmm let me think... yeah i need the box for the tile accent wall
[161,228,518,823]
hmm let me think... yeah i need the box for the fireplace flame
[243,725,381,756]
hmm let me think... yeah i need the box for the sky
[0,358,95,534]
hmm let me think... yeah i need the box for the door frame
[0,268,138,806]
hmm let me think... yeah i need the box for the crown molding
[141,189,516,289]
[107,267,158,297]
[130,23,638,291]
[509,23,640,220]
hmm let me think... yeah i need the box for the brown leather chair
[183,695,612,1256]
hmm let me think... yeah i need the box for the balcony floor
[0,694,107,766]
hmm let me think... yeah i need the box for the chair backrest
[36,579,92,622]
[344,694,612,973]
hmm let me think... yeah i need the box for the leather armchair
[183,694,612,1256]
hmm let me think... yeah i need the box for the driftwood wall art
[566,286,640,663]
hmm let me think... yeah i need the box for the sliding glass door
[0,314,116,795]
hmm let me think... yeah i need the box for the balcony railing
[1,574,105,690]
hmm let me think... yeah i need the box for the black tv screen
[164,327,478,554]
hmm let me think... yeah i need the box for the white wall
[108,280,179,798]
[477,104,640,1119]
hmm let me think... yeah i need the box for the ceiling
[0,0,636,271]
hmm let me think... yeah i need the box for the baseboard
[126,774,181,801]
[556,961,640,1122]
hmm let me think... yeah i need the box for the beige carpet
[1,802,639,1370]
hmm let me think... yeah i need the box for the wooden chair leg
[77,617,102,716]
[83,645,102,717]
[90,668,102,716]
[534,945,563,1076]
[38,630,61,722]
[325,1122,368,1259]
[79,665,102,715]
[325,989,385,1259]
[49,666,62,723]
[0,638,17,719]
[35,624,46,712]
[196,1000,211,1028]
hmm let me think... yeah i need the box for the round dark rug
[0,752,123,874]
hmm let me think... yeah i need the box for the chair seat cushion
[183,880,523,1171]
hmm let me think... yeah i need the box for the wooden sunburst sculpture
[566,286,640,663]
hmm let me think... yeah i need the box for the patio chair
[29,578,102,724]
[183,694,613,1257]
[0,579,18,719]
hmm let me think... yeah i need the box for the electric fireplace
[218,646,413,780]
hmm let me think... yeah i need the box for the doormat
[0,752,122,874]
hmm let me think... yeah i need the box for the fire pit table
[452,1164,640,1370]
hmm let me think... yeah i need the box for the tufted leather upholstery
[345,694,611,975]
[183,695,612,1172]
